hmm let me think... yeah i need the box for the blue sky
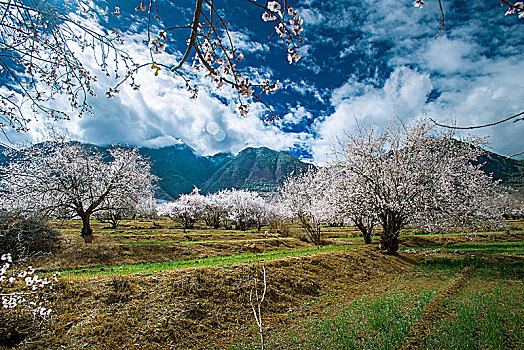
[3,0,524,162]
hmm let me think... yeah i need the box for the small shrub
[0,211,60,260]
[270,220,291,237]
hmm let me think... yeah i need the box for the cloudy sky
[3,0,524,162]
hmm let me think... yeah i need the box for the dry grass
[2,218,522,349]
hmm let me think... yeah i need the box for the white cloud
[312,66,433,164]
[304,0,524,162]
[312,59,524,163]
[281,105,313,125]
[299,8,325,26]
[1,13,306,157]
[229,31,270,53]
[423,37,479,74]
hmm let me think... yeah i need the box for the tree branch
[429,111,524,130]
[434,0,445,39]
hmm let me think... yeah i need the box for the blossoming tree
[334,119,505,254]
[0,141,157,243]
[0,0,304,134]
[280,167,332,245]
[157,187,207,230]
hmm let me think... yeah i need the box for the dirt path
[403,266,476,349]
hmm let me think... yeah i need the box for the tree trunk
[182,216,195,229]
[236,220,247,231]
[354,219,374,244]
[299,216,322,245]
[380,233,399,255]
[378,210,403,255]
[80,214,94,243]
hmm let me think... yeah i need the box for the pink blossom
[413,0,426,8]
[267,1,281,12]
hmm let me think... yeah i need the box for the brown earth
[4,223,523,349]
[37,218,524,272]
[35,236,310,272]
[16,245,426,350]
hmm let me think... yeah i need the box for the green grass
[406,241,524,256]
[424,285,523,349]
[121,240,176,245]
[120,237,288,245]
[59,244,359,277]
[103,230,275,237]
[416,256,524,280]
[234,256,523,350]
[234,291,435,350]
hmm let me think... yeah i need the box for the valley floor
[2,220,523,349]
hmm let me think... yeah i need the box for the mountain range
[0,143,522,199]
[139,144,311,199]
[0,143,311,199]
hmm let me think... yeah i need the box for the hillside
[202,147,311,193]
[138,145,232,200]
[1,142,521,198]
[477,151,524,189]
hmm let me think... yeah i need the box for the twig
[249,266,267,350]
[434,0,445,39]
[429,111,524,130]
[508,151,524,158]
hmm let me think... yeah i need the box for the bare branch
[508,151,524,158]
[429,111,524,130]
[434,0,445,39]
[249,265,267,350]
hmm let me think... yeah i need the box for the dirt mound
[34,237,309,271]
[19,245,421,349]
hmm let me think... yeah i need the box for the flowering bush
[0,253,58,318]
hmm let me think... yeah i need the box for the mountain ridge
[0,142,522,198]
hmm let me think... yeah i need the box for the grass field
[236,256,523,350]
[60,244,358,277]
[3,218,523,349]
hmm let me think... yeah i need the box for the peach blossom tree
[333,119,505,254]
[0,141,156,243]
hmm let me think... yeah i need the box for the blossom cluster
[262,1,304,64]
[157,188,290,231]
[413,0,523,19]
[503,1,524,18]
[0,0,135,134]
[0,253,58,318]
[128,0,303,119]
[412,0,427,9]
